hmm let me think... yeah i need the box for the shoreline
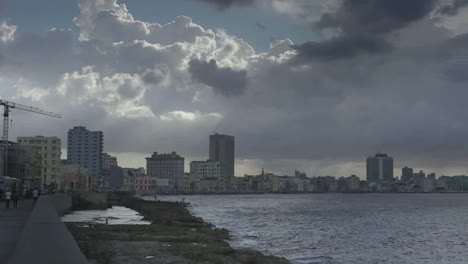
[143,191,468,196]
[66,194,290,264]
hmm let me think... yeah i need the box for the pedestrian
[22,188,27,204]
[12,190,18,208]
[32,188,39,206]
[4,189,11,209]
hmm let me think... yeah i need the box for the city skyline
[3,1,468,177]
[13,126,463,178]
[13,131,467,178]
[59,127,460,178]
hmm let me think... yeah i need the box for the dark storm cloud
[292,34,391,62]
[294,0,437,63]
[188,59,247,97]
[191,0,255,10]
[315,0,437,35]
[9,0,468,176]
[437,0,468,16]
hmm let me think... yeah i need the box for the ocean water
[155,194,468,264]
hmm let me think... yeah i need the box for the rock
[66,194,290,264]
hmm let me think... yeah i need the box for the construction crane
[0,99,61,175]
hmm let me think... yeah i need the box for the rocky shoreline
[66,195,290,264]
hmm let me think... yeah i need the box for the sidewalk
[0,199,34,261]
[7,195,88,264]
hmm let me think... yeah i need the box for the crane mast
[0,99,61,177]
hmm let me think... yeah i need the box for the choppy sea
[153,193,468,264]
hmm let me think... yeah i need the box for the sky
[2,0,468,178]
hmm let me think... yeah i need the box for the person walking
[4,189,11,209]
[22,188,27,204]
[12,190,19,208]
[32,188,39,206]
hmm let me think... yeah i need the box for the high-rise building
[146,152,184,191]
[366,153,394,184]
[17,136,61,188]
[209,133,234,189]
[67,126,103,185]
[401,166,414,183]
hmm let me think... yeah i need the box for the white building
[190,160,226,190]
[17,136,61,188]
[67,126,103,185]
[146,152,184,191]
[346,175,360,191]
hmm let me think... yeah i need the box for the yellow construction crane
[0,99,61,175]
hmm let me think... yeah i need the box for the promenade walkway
[0,199,33,262]
[1,195,88,264]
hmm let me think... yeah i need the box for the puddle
[61,206,151,225]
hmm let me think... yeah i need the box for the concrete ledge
[48,194,73,216]
[8,195,88,264]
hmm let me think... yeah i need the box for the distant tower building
[366,153,394,184]
[209,133,234,189]
[401,166,414,183]
[146,152,184,191]
[102,153,118,170]
[413,170,426,186]
[102,153,117,188]
[67,126,103,185]
[17,136,61,188]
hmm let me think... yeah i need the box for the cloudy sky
[2,0,468,178]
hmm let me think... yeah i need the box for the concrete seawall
[8,195,88,264]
